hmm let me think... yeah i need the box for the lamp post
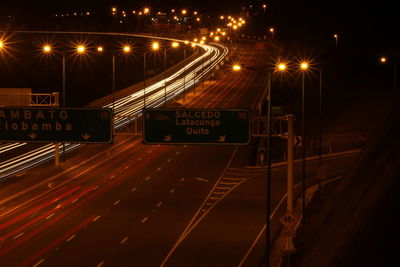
[380,57,397,98]
[163,42,180,106]
[300,61,309,224]
[333,34,338,48]
[143,42,160,108]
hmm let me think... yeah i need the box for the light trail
[0,32,228,180]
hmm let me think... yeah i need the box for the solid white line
[33,259,45,267]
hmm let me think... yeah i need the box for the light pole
[163,41,180,106]
[300,61,309,224]
[143,41,160,108]
[333,34,338,48]
[380,56,397,98]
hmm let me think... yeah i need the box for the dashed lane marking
[33,259,45,267]
[96,261,104,267]
[113,200,120,206]
[67,234,76,242]
[13,232,24,239]
[120,237,128,244]
[141,217,148,223]
[46,213,55,220]
[93,216,101,222]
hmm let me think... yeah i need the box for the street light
[379,56,397,98]
[163,42,180,105]
[143,41,160,108]
[269,27,275,41]
[333,34,338,47]
[299,60,310,225]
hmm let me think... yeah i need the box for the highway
[0,31,228,180]
[0,40,360,266]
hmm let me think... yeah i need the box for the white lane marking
[210,196,219,200]
[93,215,101,222]
[131,187,137,192]
[46,213,55,220]
[213,191,225,195]
[137,157,142,161]
[220,181,237,185]
[176,151,180,155]
[120,237,128,244]
[72,198,79,203]
[157,201,163,208]
[180,177,185,182]
[223,177,244,181]
[157,167,162,172]
[110,175,115,179]
[33,259,45,267]
[145,176,151,181]
[92,185,99,190]
[169,189,175,194]
[16,172,26,177]
[195,177,208,183]
[124,165,129,170]
[114,200,120,206]
[96,261,105,267]
[67,234,76,242]
[141,217,148,223]
[167,158,172,162]
[13,232,24,239]
[216,186,231,190]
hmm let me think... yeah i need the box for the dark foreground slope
[288,97,400,267]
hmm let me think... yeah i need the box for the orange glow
[300,62,309,70]
[171,42,179,48]
[277,63,286,71]
[97,46,104,52]
[380,57,387,63]
[42,45,52,53]
[143,7,150,14]
[76,45,86,54]
[232,64,241,71]
[123,45,131,53]
[152,42,159,50]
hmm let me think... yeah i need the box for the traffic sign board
[143,108,250,145]
[0,107,112,143]
[280,212,298,229]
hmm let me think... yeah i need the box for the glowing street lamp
[333,34,338,47]
[143,7,150,14]
[380,56,397,97]
[232,64,241,71]
[181,9,187,15]
[42,44,52,53]
[97,46,104,52]
[76,45,86,54]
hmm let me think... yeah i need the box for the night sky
[2,1,399,52]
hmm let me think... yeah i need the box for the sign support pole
[54,143,60,166]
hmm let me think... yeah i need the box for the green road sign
[0,107,112,143]
[143,108,251,145]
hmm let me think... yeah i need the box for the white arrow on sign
[81,133,91,140]
[28,132,37,140]
[218,135,226,142]
[163,134,171,142]
[294,136,302,147]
